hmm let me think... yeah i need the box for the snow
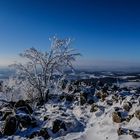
[119,76,136,80]
[1,88,140,140]
[0,72,140,140]
[52,89,140,140]
[120,82,140,88]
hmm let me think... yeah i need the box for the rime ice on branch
[11,36,80,104]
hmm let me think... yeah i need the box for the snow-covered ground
[0,72,140,140]
[120,82,140,88]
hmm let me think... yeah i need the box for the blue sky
[0,0,140,69]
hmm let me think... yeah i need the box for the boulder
[114,107,122,112]
[66,94,73,102]
[19,115,32,128]
[3,115,18,136]
[125,114,134,122]
[101,93,108,101]
[106,100,113,106]
[39,128,50,139]
[90,104,98,112]
[67,85,73,92]
[28,131,39,139]
[80,95,86,105]
[80,92,88,101]
[31,117,38,128]
[0,111,2,116]
[59,94,65,101]
[61,113,68,117]
[95,92,102,99]
[112,85,118,91]
[102,84,109,93]
[17,114,37,128]
[112,112,121,123]
[29,128,50,139]
[44,115,49,121]
[96,81,104,87]
[37,99,45,106]
[4,101,16,108]
[135,110,140,120]
[117,127,127,136]
[14,100,26,108]
[52,119,67,133]
[9,101,16,108]
[14,100,33,114]
[87,99,94,105]
[112,95,119,103]
[123,102,132,112]
[16,106,31,114]
[1,110,13,121]
[0,131,2,138]
[132,133,140,139]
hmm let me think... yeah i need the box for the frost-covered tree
[11,36,80,104]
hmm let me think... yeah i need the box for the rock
[135,110,140,120]
[80,92,87,105]
[4,101,16,108]
[0,131,2,138]
[61,81,67,90]
[123,102,132,112]
[73,88,81,93]
[14,100,26,108]
[101,93,108,101]
[61,113,68,117]
[17,114,37,128]
[90,104,98,112]
[73,80,80,86]
[66,94,73,102]
[0,111,2,116]
[96,81,104,87]
[19,115,32,128]
[59,94,65,101]
[102,84,109,93]
[132,133,140,139]
[31,117,38,128]
[95,91,108,101]
[112,85,118,91]
[37,99,45,106]
[112,95,118,102]
[28,131,39,139]
[1,110,13,121]
[53,105,57,108]
[80,95,86,105]
[125,114,134,122]
[95,92,102,99]
[129,129,134,135]
[14,100,33,114]
[29,128,50,139]
[3,115,18,136]
[114,107,122,112]
[16,106,31,114]
[52,119,67,133]
[87,99,94,105]
[9,101,16,108]
[106,100,113,106]
[80,92,88,101]
[112,112,121,123]
[44,115,49,121]
[67,85,73,92]
[39,128,50,139]
[117,127,127,136]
